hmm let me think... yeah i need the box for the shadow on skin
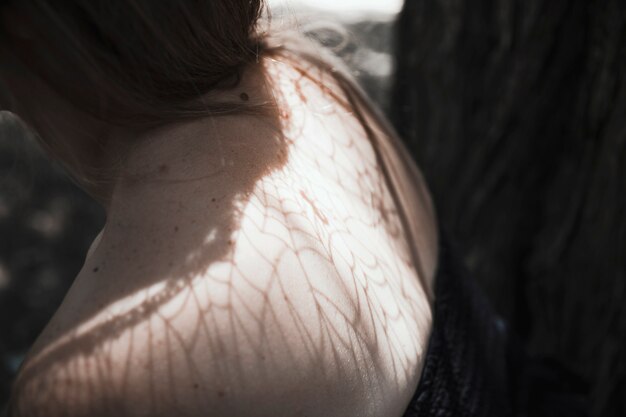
[9,57,433,417]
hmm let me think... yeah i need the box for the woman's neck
[95,63,278,212]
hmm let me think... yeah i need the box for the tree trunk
[392,1,626,416]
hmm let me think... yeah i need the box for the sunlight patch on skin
[201,228,218,246]
[10,54,435,417]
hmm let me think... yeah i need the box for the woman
[1,1,440,416]
[0,1,586,417]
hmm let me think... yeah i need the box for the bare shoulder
[10,62,433,417]
[11,188,428,417]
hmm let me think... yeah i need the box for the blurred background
[1,0,624,415]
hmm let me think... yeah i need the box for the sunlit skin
[3,44,438,417]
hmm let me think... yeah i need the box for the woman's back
[8,56,437,417]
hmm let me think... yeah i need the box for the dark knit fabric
[402,232,589,417]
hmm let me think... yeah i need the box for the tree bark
[392,1,626,416]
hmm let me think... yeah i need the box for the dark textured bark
[392,1,625,415]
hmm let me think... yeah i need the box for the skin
[1,25,439,417]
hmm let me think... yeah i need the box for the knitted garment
[402,232,589,417]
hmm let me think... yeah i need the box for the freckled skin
[9,59,437,417]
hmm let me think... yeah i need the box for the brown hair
[0,0,267,126]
